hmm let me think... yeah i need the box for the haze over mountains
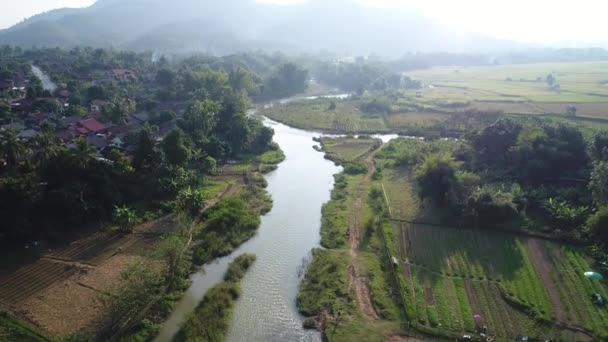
[0,0,520,56]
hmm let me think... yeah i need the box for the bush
[586,207,608,245]
[224,254,257,282]
[465,185,521,226]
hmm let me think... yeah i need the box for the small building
[112,69,136,82]
[77,118,108,135]
[90,100,108,113]
[0,79,14,92]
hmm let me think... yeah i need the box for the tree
[586,207,608,245]
[469,118,522,170]
[0,101,11,125]
[0,129,27,169]
[113,206,138,233]
[103,97,136,124]
[546,73,556,87]
[179,100,221,139]
[266,63,308,98]
[156,68,176,87]
[589,131,608,161]
[567,105,577,117]
[156,234,190,291]
[31,131,61,169]
[71,138,97,170]
[133,128,157,171]
[415,152,462,206]
[177,186,207,216]
[328,101,337,111]
[590,161,608,205]
[162,128,192,166]
[512,125,587,183]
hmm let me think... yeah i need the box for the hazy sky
[1,0,606,44]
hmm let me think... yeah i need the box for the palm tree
[0,129,28,169]
[31,131,61,169]
[72,138,97,170]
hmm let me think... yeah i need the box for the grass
[177,254,256,342]
[405,62,608,119]
[321,137,380,163]
[263,98,389,133]
[0,312,49,342]
[297,248,353,317]
[320,174,363,249]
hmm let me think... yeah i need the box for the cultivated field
[0,176,243,338]
[380,168,608,340]
[263,99,389,133]
[392,222,608,339]
[406,61,608,118]
[321,137,380,163]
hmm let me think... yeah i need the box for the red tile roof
[78,118,107,133]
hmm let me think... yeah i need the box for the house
[77,118,108,135]
[56,129,76,143]
[131,112,150,124]
[112,69,136,82]
[90,100,108,113]
[58,90,70,99]
[18,129,37,140]
[86,135,108,151]
[110,136,124,149]
[0,79,14,92]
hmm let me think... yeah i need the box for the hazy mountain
[0,0,518,56]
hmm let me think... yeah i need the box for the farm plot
[392,222,608,339]
[385,112,449,131]
[321,137,380,163]
[263,98,389,133]
[406,62,608,118]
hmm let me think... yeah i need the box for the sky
[1,0,606,44]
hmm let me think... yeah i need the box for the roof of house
[131,112,149,123]
[91,99,108,106]
[86,135,108,150]
[113,69,134,77]
[79,118,107,133]
[18,129,37,139]
[56,129,75,142]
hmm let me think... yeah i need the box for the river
[155,119,341,342]
[31,65,57,92]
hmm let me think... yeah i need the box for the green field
[391,222,608,339]
[320,137,380,163]
[406,62,608,118]
[264,99,389,133]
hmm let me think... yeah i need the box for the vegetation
[177,254,256,342]
[194,198,261,264]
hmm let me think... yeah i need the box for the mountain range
[0,0,518,56]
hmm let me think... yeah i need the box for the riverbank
[177,254,257,342]
[0,150,284,341]
[298,136,408,341]
[154,120,340,342]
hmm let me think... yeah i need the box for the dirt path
[347,145,384,321]
[526,238,567,322]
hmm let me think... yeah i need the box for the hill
[0,0,517,56]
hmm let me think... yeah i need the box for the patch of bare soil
[349,264,380,321]
[424,288,435,305]
[526,238,566,321]
[464,279,480,317]
[21,275,108,337]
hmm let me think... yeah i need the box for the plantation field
[406,61,608,118]
[321,137,380,163]
[391,222,608,339]
[263,98,389,133]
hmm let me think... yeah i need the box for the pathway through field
[347,145,384,321]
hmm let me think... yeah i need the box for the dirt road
[348,145,384,321]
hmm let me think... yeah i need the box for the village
[1,66,185,162]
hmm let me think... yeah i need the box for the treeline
[378,118,608,253]
[0,47,285,240]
